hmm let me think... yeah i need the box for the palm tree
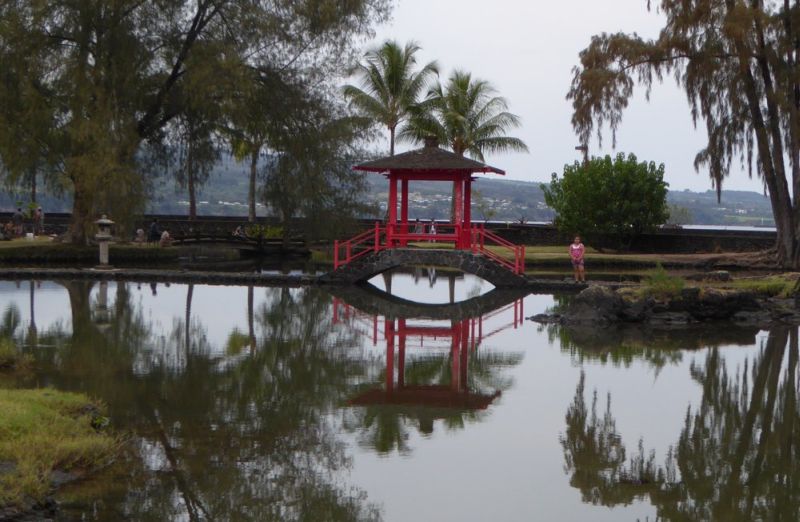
[343,40,438,155]
[401,70,529,160]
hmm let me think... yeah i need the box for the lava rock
[562,286,624,325]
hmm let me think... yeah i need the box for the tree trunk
[281,206,291,250]
[185,284,193,357]
[30,170,36,204]
[389,125,395,156]
[248,148,258,223]
[247,285,255,353]
[750,7,798,266]
[188,142,197,221]
[726,8,797,266]
[69,180,91,245]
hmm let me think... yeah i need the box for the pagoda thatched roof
[354,137,504,175]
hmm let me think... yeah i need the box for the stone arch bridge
[317,248,529,287]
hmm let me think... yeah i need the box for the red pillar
[463,177,472,248]
[450,321,460,391]
[400,178,409,246]
[453,177,463,248]
[398,318,406,388]
[388,173,397,247]
[460,319,469,392]
[386,319,395,394]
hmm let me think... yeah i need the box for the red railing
[471,224,525,275]
[389,222,461,245]
[333,222,525,276]
[334,222,385,269]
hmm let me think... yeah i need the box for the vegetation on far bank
[0,388,118,507]
[632,267,799,300]
[0,239,185,264]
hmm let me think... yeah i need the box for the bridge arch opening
[367,267,494,305]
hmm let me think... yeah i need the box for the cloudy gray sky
[367,0,765,195]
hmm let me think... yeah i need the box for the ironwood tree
[0,0,390,243]
[262,95,375,247]
[568,0,800,267]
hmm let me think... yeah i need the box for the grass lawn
[0,237,54,249]
[318,242,725,270]
[0,238,181,264]
[0,387,118,507]
[0,338,118,508]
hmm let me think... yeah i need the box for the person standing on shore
[32,207,42,236]
[569,235,586,283]
[11,208,23,237]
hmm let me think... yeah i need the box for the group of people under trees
[135,219,171,247]
[2,206,45,240]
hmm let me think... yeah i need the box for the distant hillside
[0,157,775,226]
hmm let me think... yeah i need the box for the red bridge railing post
[334,240,339,269]
[374,221,380,252]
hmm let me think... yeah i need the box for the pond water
[0,274,795,521]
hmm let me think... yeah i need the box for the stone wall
[2,212,776,253]
[482,223,775,253]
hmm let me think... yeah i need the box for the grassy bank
[315,243,756,271]
[0,388,118,507]
[0,339,118,508]
[0,238,182,264]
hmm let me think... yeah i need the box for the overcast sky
[366,0,765,195]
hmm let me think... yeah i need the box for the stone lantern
[95,215,115,268]
[94,281,111,328]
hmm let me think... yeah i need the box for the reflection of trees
[40,282,380,521]
[561,327,800,521]
[547,323,759,371]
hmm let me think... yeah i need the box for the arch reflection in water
[332,283,526,454]
[368,268,495,304]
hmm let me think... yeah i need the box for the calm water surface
[0,273,794,521]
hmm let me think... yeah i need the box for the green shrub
[0,338,30,370]
[245,224,283,240]
[0,338,16,368]
[641,264,685,299]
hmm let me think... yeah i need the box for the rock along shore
[530,285,800,328]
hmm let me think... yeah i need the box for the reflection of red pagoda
[334,298,523,411]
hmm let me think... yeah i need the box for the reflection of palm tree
[1,304,21,338]
[561,327,800,520]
